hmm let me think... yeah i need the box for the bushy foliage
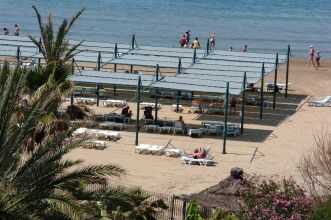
[239,176,312,220]
[309,196,331,220]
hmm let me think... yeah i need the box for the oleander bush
[239,176,312,220]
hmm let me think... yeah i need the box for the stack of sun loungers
[82,140,107,150]
[135,144,166,155]
[308,96,331,107]
[135,140,173,156]
[180,146,217,166]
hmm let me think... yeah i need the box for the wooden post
[96,84,100,107]
[192,48,197,63]
[131,34,135,49]
[71,58,75,74]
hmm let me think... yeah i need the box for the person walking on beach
[14,24,19,36]
[229,46,233,51]
[179,35,187,48]
[192,37,200,49]
[209,32,215,48]
[242,45,248,52]
[308,45,315,67]
[185,30,190,43]
[315,51,321,70]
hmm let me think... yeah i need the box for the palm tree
[0,63,126,219]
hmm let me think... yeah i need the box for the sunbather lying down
[185,148,206,159]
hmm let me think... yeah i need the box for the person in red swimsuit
[179,35,187,47]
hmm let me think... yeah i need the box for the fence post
[170,195,175,220]
[182,200,187,220]
[192,48,197,63]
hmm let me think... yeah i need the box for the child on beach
[242,45,248,52]
[315,51,321,70]
[308,45,315,67]
[192,37,200,49]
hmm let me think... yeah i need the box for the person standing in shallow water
[209,32,215,48]
[14,24,19,36]
[242,45,248,52]
[185,30,190,44]
[192,37,200,49]
[179,35,187,48]
[308,45,315,67]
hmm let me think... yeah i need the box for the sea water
[1,0,330,58]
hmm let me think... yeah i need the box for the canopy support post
[272,53,279,109]
[241,72,247,134]
[135,76,142,146]
[131,34,136,49]
[177,57,182,74]
[192,48,197,63]
[96,84,100,107]
[176,91,181,112]
[97,52,101,71]
[260,63,265,120]
[206,38,210,55]
[285,44,290,99]
[222,82,230,154]
[154,64,159,124]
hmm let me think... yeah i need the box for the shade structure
[0,35,288,96]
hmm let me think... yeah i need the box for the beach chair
[83,140,107,150]
[180,146,216,166]
[135,144,152,154]
[173,122,185,135]
[72,127,88,137]
[308,96,331,107]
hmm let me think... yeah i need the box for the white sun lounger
[181,156,217,166]
[180,146,216,166]
[73,127,88,137]
[308,96,331,107]
[135,144,152,154]
[83,140,107,150]
[91,129,121,141]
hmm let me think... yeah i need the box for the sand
[65,58,331,195]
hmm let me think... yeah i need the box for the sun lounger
[147,145,166,155]
[135,144,152,154]
[165,149,183,157]
[181,156,217,166]
[83,140,107,150]
[308,96,331,107]
[180,146,216,166]
[73,127,88,137]
[91,129,121,141]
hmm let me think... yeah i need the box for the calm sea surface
[1,0,330,58]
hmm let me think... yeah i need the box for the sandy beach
[64,58,331,195]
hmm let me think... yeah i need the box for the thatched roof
[178,168,245,211]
